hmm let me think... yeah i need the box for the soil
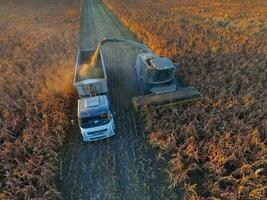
[57,0,182,199]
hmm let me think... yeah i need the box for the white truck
[74,49,115,141]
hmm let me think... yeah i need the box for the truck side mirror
[174,63,180,70]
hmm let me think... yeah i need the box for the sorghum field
[104,0,267,199]
[0,0,79,199]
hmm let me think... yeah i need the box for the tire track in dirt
[57,0,182,199]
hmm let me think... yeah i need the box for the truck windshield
[79,113,111,129]
[154,69,173,82]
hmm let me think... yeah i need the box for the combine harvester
[85,38,200,109]
[132,51,200,109]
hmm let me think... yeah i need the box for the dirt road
[57,0,181,199]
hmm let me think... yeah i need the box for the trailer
[74,49,108,97]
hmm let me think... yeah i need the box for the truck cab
[78,95,115,142]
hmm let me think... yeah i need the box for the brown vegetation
[0,0,79,199]
[104,0,267,199]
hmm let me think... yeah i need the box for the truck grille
[87,129,108,135]
[83,128,111,142]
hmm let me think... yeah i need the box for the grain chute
[88,38,201,110]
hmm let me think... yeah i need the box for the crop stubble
[104,0,267,199]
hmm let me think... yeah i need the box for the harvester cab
[135,52,178,95]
